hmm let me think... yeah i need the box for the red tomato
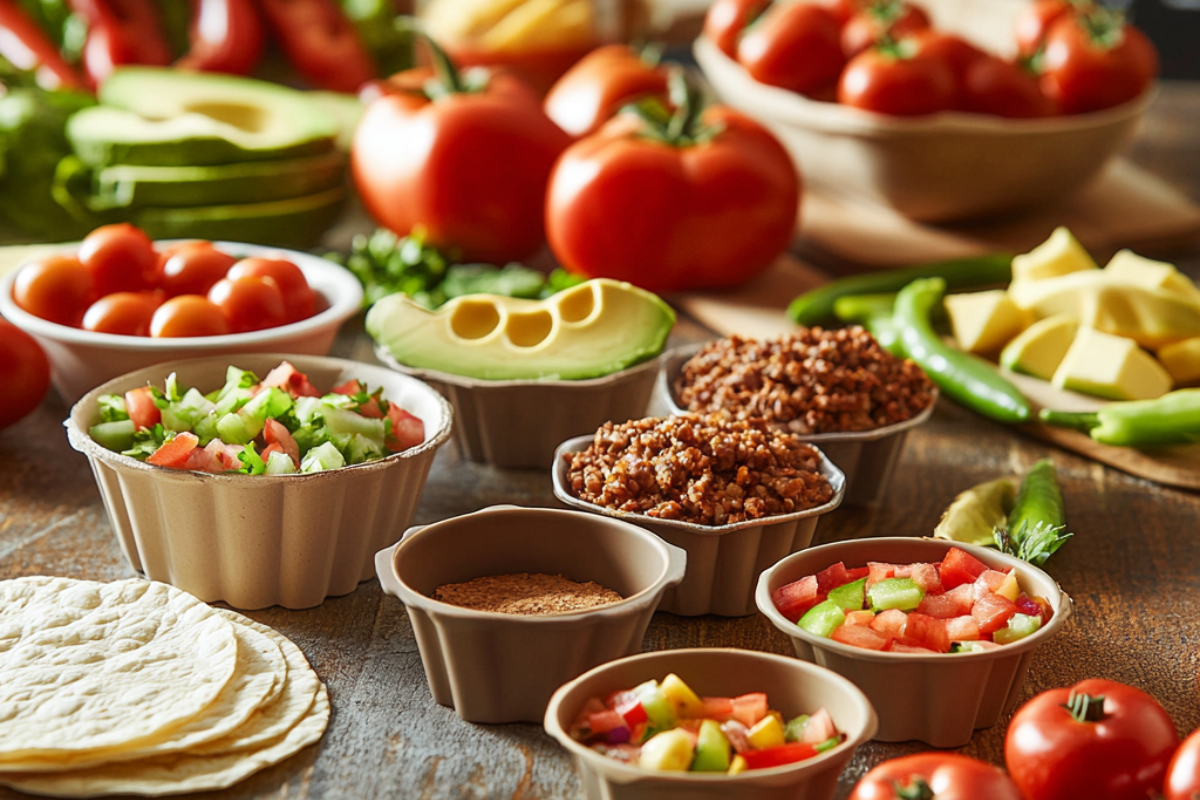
[910,31,986,76]
[849,753,1024,799]
[77,223,159,297]
[1165,728,1200,800]
[962,55,1056,117]
[81,291,163,336]
[772,575,821,622]
[0,319,50,431]
[386,403,425,451]
[1005,679,1179,800]
[543,45,670,138]
[207,276,287,333]
[352,51,572,264]
[255,0,374,92]
[12,255,96,327]
[703,0,771,57]
[226,258,314,323]
[124,386,161,430]
[838,45,955,115]
[263,418,300,467]
[147,431,201,468]
[160,243,236,297]
[546,104,799,292]
[262,361,322,398]
[737,2,846,96]
[841,1,931,58]
[741,742,818,770]
[175,0,264,75]
[149,296,232,338]
[1039,11,1158,114]
[1015,0,1087,57]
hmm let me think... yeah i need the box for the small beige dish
[756,537,1072,747]
[552,434,845,617]
[661,344,935,507]
[544,647,878,800]
[374,505,686,724]
[375,346,660,469]
[0,241,363,403]
[66,353,452,610]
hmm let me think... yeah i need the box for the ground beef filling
[675,329,936,434]
[566,414,834,526]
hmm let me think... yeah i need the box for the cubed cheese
[945,290,1029,356]
[1052,328,1172,401]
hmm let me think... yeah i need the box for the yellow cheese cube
[746,715,786,750]
[995,572,1020,602]
[945,290,1029,356]
[1011,227,1098,283]
[1158,337,1200,386]
[1104,250,1200,302]
[1000,314,1079,380]
[1052,328,1172,401]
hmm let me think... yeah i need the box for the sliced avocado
[1051,327,1173,401]
[307,92,365,152]
[69,67,339,166]
[131,187,347,249]
[1000,314,1079,380]
[366,278,675,381]
[934,477,1016,547]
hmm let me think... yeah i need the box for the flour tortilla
[0,578,238,760]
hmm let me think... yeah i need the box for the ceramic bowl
[661,344,936,507]
[552,433,845,617]
[0,241,363,403]
[65,353,453,610]
[756,537,1072,747]
[544,647,878,800]
[374,505,687,724]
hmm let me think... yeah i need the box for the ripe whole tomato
[703,0,771,57]
[1005,678,1179,800]
[838,44,956,115]
[849,753,1024,800]
[352,37,572,264]
[0,319,50,431]
[1015,0,1089,56]
[543,45,670,138]
[545,83,800,292]
[1164,727,1200,800]
[841,0,931,58]
[1039,10,1158,114]
[962,55,1056,117]
[736,1,846,96]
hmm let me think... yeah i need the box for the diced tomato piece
[831,623,890,651]
[731,693,768,728]
[908,563,943,594]
[815,562,850,594]
[916,583,974,619]
[772,575,823,622]
[1016,593,1054,624]
[261,442,284,461]
[972,592,1018,635]
[183,445,222,472]
[263,418,300,467]
[802,707,837,744]
[973,569,1009,600]
[886,642,938,654]
[588,709,625,734]
[612,692,648,726]
[740,742,819,770]
[147,431,200,468]
[903,613,951,653]
[844,610,876,626]
[332,379,365,395]
[358,396,385,418]
[892,564,912,578]
[700,696,734,721]
[204,439,243,471]
[125,386,161,431]
[385,404,425,452]
[846,567,870,581]
[945,615,982,642]
[262,361,321,398]
[939,547,990,589]
[866,562,898,587]
[870,608,908,639]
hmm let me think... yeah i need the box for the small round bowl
[0,241,363,403]
[65,353,453,610]
[544,647,878,800]
[756,537,1072,747]
[661,343,936,507]
[374,505,687,724]
[694,35,1150,222]
[552,433,846,617]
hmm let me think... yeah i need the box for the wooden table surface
[3,83,1200,800]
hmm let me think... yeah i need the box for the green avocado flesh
[132,188,347,249]
[366,278,676,381]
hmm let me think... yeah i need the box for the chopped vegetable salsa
[569,673,842,773]
[772,548,1054,653]
[89,361,425,474]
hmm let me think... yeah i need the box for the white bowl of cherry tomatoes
[695,0,1157,222]
[0,223,363,402]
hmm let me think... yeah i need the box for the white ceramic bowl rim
[0,240,363,350]
[693,36,1155,136]
[375,344,664,388]
[384,504,688,623]
[552,433,847,534]
[756,536,1074,661]
[544,647,877,781]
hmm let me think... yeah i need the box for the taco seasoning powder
[431,573,622,615]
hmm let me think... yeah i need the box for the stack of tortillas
[0,576,330,797]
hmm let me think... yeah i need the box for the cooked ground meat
[565,414,834,526]
[674,329,936,434]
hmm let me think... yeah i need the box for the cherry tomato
[1015,0,1088,57]
[1039,11,1158,114]
[12,255,96,326]
[225,258,314,323]
[81,291,164,336]
[962,55,1056,117]
[207,276,287,333]
[1005,678,1179,800]
[149,296,232,338]
[841,0,931,59]
[737,1,846,96]
[0,319,50,431]
[543,45,670,139]
[160,243,237,297]
[1165,727,1200,800]
[911,30,986,77]
[77,223,159,297]
[703,0,771,58]
[838,44,956,115]
[849,753,1024,800]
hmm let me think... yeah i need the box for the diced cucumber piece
[319,392,356,410]
[89,419,136,451]
[193,414,219,445]
[264,450,297,475]
[344,433,385,464]
[798,600,846,638]
[634,681,676,730]
[294,396,324,425]
[162,387,214,431]
[784,715,810,743]
[213,386,252,417]
[97,394,128,422]
[868,578,925,612]
[240,386,293,425]
[952,641,991,653]
[323,406,385,439]
[300,441,345,473]
[828,578,867,612]
[691,720,730,772]
[993,613,1043,645]
[814,736,841,753]
[216,413,252,445]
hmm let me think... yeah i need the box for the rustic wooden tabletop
[2,82,1199,800]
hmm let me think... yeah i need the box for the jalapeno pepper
[1040,389,1200,448]
[0,0,85,90]
[894,277,1031,424]
[831,292,903,355]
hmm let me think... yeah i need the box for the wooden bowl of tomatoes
[695,0,1156,222]
[0,224,363,402]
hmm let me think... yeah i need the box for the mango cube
[1000,314,1079,380]
[746,714,786,750]
[659,673,704,719]
[1158,337,1200,386]
[639,729,695,771]
[945,290,1029,356]
[1052,328,1172,401]
[1105,250,1200,302]
[1009,227,1098,302]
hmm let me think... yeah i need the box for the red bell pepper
[740,742,819,770]
[176,0,265,75]
[0,0,85,90]
[254,0,374,92]
[69,0,172,87]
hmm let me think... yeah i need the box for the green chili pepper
[832,293,903,355]
[787,253,1012,326]
[995,459,1072,566]
[1039,389,1200,447]
[894,278,1031,424]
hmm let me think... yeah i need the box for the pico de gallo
[88,361,425,474]
[569,673,843,774]
[772,548,1055,653]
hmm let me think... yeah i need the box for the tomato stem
[1062,691,1107,723]
[394,18,483,98]
[892,777,936,800]
[623,70,723,147]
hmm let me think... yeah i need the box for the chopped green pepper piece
[868,578,925,612]
[827,578,867,612]
[798,600,846,638]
